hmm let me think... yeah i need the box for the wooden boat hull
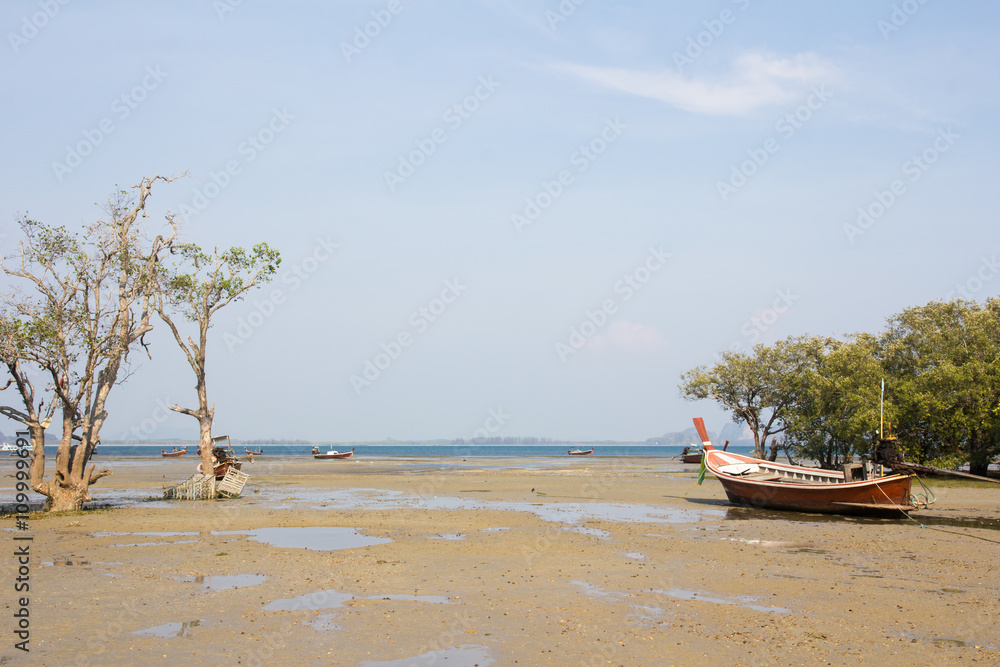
[681,452,703,464]
[693,418,917,517]
[314,448,354,459]
[161,448,187,458]
[244,448,263,456]
[567,449,593,456]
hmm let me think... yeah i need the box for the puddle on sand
[264,590,454,611]
[304,614,342,632]
[626,552,645,560]
[481,527,509,533]
[572,581,628,600]
[653,588,792,614]
[240,527,391,551]
[430,533,465,541]
[631,605,665,622]
[724,538,819,549]
[362,645,493,667]
[244,488,723,530]
[264,590,355,611]
[132,620,202,638]
[175,574,267,590]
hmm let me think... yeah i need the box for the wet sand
[4,455,1000,665]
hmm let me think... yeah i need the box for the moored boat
[680,440,728,464]
[312,447,354,460]
[692,417,921,517]
[244,447,263,456]
[567,448,593,456]
[161,446,187,458]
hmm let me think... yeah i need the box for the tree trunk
[199,413,214,475]
[45,482,90,513]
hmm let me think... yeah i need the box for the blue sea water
[71,444,757,458]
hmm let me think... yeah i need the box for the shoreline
[3,457,999,664]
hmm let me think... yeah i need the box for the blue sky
[1,0,998,442]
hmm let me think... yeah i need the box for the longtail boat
[692,418,922,517]
[567,448,593,456]
[680,440,728,464]
[161,447,187,458]
[244,447,263,456]
[313,447,354,460]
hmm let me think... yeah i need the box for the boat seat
[744,473,782,482]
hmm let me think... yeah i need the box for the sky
[1,0,998,443]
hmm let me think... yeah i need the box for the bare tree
[154,242,280,475]
[0,176,177,511]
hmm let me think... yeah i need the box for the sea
[63,443,758,458]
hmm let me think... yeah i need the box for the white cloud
[557,51,837,116]
[589,321,668,354]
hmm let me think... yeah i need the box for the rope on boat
[909,474,937,509]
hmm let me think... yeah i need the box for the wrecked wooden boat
[693,418,922,517]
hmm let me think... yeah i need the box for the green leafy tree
[881,299,1000,475]
[680,336,832,458]
[784,335,887,468]
[154,242,280,475]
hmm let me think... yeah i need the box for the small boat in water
[161,446,187,458]
[692,417,921,517]
[680,440,728,464]
[2,442,28,456]
[312,447,355,460]
[567,448,593,456]
[244,447,263,456]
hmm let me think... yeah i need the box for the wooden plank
[217,468,250,497]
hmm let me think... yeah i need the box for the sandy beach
[4,455,1000,665]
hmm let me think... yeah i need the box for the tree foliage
[682,299,1000,474]
[680,336,832,458]
[154,242,281,473]
[1,177,177,510]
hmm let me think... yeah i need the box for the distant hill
[646,421,755,448]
